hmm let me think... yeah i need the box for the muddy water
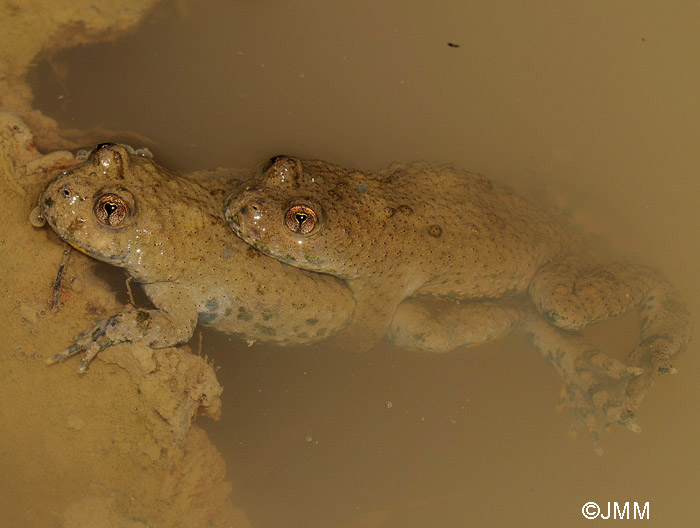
[28,0,700,526]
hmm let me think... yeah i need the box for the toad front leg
[47,305,197,373]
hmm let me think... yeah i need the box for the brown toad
[34,144,356,372]
[225,156,691,435]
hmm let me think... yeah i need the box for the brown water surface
[26,1,700,526]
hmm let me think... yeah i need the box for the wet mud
[0,1,249,526]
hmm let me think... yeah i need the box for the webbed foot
[556,349,643,456]
[524,315,643,454]
[46,315,125,373]
[46,307,197,373]
[623,281,692,414]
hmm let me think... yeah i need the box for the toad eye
[284,204,318,235]
[94,193,129,227]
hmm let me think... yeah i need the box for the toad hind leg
[529,258,658,331]
[625,280,692,413]
[46,306,197,373]
[388,298,642,454]
[529,258,691,413]
[522,314,643,456]
[388,297,528,353]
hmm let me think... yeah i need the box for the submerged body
[228,157,577,301]
[225,155,691,440]
[36,144,355,371]
[34,146,690,450]
[225,157,672,341]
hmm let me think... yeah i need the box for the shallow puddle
[13,0,700,526]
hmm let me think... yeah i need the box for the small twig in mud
[125,276,136,306]
[197,331,203,356]
[51,244,72,312]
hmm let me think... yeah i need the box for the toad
[34,144,357,372]
[34,145,491,374]
[225,156,692,436]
